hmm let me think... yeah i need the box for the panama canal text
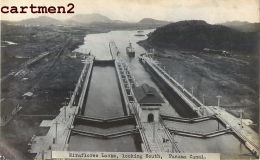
[68,152,213,160]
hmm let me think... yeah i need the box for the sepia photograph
[0,0,259,159]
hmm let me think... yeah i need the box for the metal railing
[115,58,152,152]
[159,118,182,153]
[68,57,92,108]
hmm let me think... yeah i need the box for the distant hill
[16,16,63,26]
[1,14,169,28]
[138,18,170,25]
[221,21,260,32]
[68,13,112,24]
[139,20,258,51]
[1,14,114,26]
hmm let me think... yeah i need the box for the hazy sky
[1,0,259,23]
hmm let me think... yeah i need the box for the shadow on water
[140,61,198,118]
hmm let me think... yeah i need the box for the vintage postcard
[0,0,259,160]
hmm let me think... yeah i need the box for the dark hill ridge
[140,20,258,51]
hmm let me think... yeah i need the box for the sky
[1,0,259,23]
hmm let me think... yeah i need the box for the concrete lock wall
[140,60,198,118]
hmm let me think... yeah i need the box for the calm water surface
[83,66,124,118]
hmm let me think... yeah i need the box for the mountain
[16,16,63,26]
[2,14,169,28]
[68,13,112,24]
[221,21,260,32]
[139,20,257,51]
[138,18,170,25]
[2,14,113,26]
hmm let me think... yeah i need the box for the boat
[135,33,145,36]
[135,30,145,36]
[126,42,135,57]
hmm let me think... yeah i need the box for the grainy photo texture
[0,0,259,160]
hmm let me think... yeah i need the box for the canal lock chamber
[68,59,142,152]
